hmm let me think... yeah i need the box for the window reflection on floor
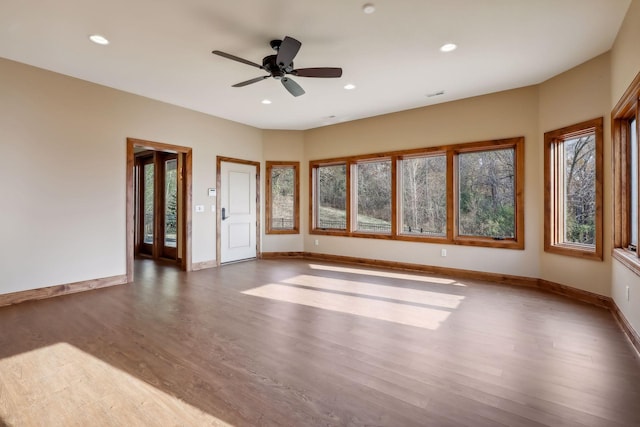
[243,273,464,330]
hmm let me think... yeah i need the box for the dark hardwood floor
[1,258,639,426]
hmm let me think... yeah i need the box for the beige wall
[611,0,640,104]
[303,86,542,278]
[610,0,640,339]
[0,57,262,294]
[262,130,305,253]
[538,53,612,296]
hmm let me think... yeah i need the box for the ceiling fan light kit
[212,36,342,97]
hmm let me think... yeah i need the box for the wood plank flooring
[1,259,639,426]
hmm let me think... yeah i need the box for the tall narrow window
[544,117,603,260]
[399,154,446,236]
[315,163,347,230]
[457,147,515,239]
[613,72,640,273]
[631,118,638,250]
[266,161,300,234]
[353,159,392,233]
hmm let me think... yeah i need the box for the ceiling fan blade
[212,50,263,69]
[276,36,301,67]
[292,67,343,78]
[232,76,270,87]
[281,77,305,97]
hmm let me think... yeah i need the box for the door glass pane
[316,164,347,230]
[143,163,154,244]
[400,155,446,236]
[164,159,177,248]
[458,148,515,238]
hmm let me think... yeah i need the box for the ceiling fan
[212,36,342,97]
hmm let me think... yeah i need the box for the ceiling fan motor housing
[262,54,292,78]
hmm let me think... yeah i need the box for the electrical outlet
[441,249,447,257]
[314,239,319,246]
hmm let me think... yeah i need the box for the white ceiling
[0,0,631,130]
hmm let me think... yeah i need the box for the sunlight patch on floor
[282,274,464,309]
[307,263,465,286]
[243,283,452,330]
[0,343,231,426]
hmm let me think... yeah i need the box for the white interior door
[220,161,257,263]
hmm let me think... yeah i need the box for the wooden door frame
[216,156,261,266]
[127,138,193,282]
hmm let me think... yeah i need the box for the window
[266,161,300,234]
[457,147,515,239]
[354,159,392,233]
[314,163,347,230]
[399,154,446,236]
[631,117,638,249]
[310,137,524,249]
[613,72,640,273]
[544,118,603,260]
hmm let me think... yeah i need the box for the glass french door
[135,152,179,261]
[162,156,178,259]
[138,156,155,256]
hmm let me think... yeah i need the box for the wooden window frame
[309,137,525,249]
[397,152,448,239]
[544,117,603,260]
[311,161,349,233]
[351,157,394,236]
[613,72,640,275]
[452,139,524,249]
[265,161,300,235]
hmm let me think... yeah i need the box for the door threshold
[221,257,257,266]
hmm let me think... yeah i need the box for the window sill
[309,229,524,249]
[266,229,300,235]
[613,248,640,277]
[545,243,602,261]
[453,236,524,250]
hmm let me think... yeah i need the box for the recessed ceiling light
[344,83,356,90]
[89,34,110,45]
[362,3,376,14]
[261,99,272,105]
[440,43,457,53]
